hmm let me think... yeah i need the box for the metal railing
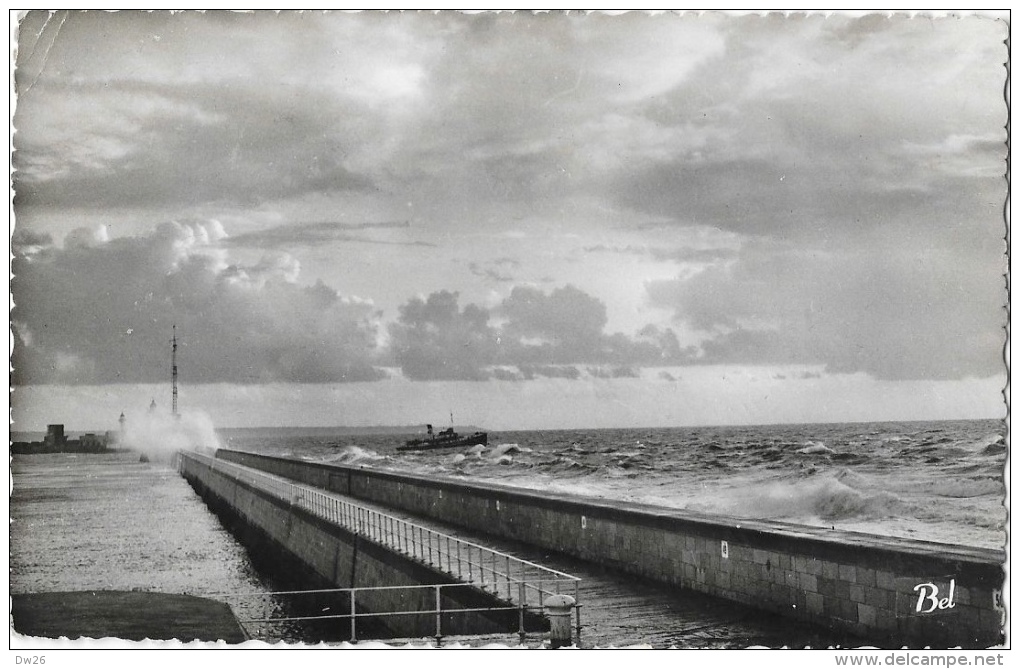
[179,451,581,639]
[208,582,540,644]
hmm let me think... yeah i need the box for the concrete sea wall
[179,454,534,640]
[217,449,1005,647]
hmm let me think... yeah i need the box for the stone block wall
[216,450,1005,647]
[179,454,537,639]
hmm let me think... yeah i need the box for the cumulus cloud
[501,285,608,354]
[388,290,498,381]
[388,285,694,380]
[11,220,385,385]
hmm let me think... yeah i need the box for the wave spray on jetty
[120,409,221,462]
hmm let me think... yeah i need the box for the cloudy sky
[11,11,1007,431]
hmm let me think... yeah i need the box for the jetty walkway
[186,453,852,648]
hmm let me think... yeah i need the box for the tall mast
[171,325,178,418]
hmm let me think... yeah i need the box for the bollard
[543,594,576,648]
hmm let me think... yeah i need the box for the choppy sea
[223,419,1007,551]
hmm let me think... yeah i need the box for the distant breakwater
[216,449,1005,648]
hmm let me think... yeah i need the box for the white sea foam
[796,441,833,455]
[325,445,386,464]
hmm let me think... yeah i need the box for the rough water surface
[224,419,1007,550]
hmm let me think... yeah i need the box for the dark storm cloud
[587,366,640,379]
[600,17,1005,243]
[224,221,433,250]
[647,242,1004,380]
[610,16,1007,381]
[468,263,514,283]
[611,152,1003,244]
[520,365,582,381]
[11,220,385,385]
[13,79,375,210]
[584,244,739,263]
[10,227,55,257]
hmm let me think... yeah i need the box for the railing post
[518,581,527,643]
[349,589,357,644]
[519,560,526,608]
[506,555,511,600]
[434,585,443,646]
[574,580,582,648]
[428,529,434,565]
[456,540,462,579]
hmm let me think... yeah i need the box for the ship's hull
[396,432,488,452]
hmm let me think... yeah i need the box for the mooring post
[543,594,576,649]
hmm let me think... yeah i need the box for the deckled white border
[7,6,1010,665]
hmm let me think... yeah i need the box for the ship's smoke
[118,408,221,463]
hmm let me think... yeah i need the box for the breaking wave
[321,445,386,465]
[690,475,904,521]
